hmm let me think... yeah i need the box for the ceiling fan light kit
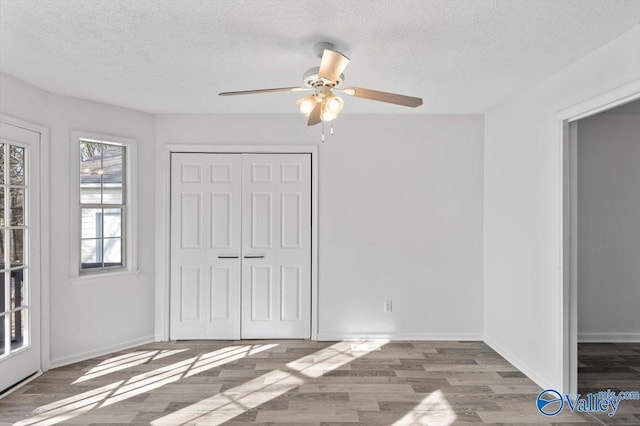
[219,42,423,140]
[296,95,316,117]
[322,93,344,120]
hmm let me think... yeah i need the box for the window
[79,139,126,271]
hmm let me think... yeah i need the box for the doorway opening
[560,82,640,396]
[574,100,640,402]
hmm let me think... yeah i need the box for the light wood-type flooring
[577,343,640,425]
[0,340,633,425]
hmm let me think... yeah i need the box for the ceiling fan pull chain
[321,122,325,143]
[330,121,334,135]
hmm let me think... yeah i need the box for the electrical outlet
[384,300,392,313]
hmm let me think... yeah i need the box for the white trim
[0,114,48,135]
[317,332,483,341]
[49,335,155,369]
[0,114,51,374]
[557,80,640,122]
[69,131,138,278]
[578,333,640,343]
[70,270,140,284]
[557,80,640,394]
[164,144,318,154]
[310,151,319,340]
[484,337,549,391]
[155,144,319,341]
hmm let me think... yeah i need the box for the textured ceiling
[1,0,639,114]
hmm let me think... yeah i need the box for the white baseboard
[316,332,482,341]
[49,335,155,369]
[578,332,640,343]
[484,336,551,390]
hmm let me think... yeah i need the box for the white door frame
[0,113,51,374]
[156,144,319,341]
[558,80,640,394]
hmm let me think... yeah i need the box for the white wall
[155,113,484,340]
[484,26,640,389]
[577,110,640,341]
[0,72,157,366]
[1,69,485,367]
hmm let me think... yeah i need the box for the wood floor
[578,343,640,425]
[0,340,624,425]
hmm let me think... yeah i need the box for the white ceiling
[1,0,639,114]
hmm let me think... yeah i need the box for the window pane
[10,229,23,268]
[103,238,122,266]
[81,208,102,239]
[9,145,25,186]
[103,209,122,238]
[0,230,4,267]
[81,239,100,268]
[10,187,25,226]
[80,141,102,161]
[10,269,25,310]
[102,145,123,204]
[0,143,4,184]
[11,309,25,350]
[80,186,102,204]
[0,315,5,356]
[80,141,102,204]
[0,187,4,227]
[102,189,123,204]
[0,273,5,313]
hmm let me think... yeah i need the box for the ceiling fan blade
[318,49,350,84]
[219,87,309,96]
[307,101,322,126]
[341,86,423,108]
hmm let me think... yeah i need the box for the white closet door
[241,154,311,338]
[170,153,241,339]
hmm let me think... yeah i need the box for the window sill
[70,269,140,284]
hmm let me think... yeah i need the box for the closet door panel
[241,154,311,338]
[170,153,241,339]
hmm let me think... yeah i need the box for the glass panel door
[0,121,40,393]
[0,143,28,357]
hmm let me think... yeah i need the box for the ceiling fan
[219,42,423,126]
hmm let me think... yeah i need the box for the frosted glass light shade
[296,95,317,117]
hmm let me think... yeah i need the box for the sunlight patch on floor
[15,344,276,426]
[288,340,387,379]
[351,342,382,352]
[152,369,305,425]
[73,349,189,383]
[16,381,125,426]
[151,340,388,426]
[392,390,457,426]
[185,344,278,378]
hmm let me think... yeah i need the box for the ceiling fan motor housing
[303,66,344,88]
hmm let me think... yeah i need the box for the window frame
[79,139,126,272]
[70,131,138,280]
